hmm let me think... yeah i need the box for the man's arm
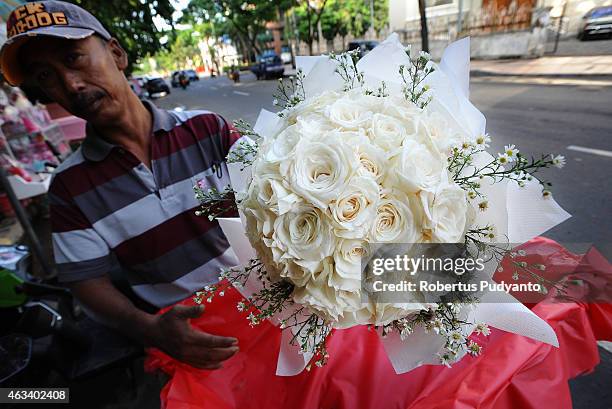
[69,275,239,370]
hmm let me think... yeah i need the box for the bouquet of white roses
[194,35,570,375]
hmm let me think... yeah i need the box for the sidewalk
[471,55,612,78]
[284,55,612,79]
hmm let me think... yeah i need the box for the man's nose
[58,70,86,93]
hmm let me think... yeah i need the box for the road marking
[472,75,612,87]
[567,145,612,158]
[211,86,218,90]
[233,90,250,96]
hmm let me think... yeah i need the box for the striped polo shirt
[49,101,240,307]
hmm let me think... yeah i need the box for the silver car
[578,6,612,40]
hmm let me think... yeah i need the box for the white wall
[389,0,481,30]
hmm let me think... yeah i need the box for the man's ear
[107,38,128,71]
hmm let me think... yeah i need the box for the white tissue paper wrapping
[217,34,569,376]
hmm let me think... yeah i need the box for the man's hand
[147,304,239,370]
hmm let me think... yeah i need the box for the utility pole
[418,0,429,53]
[370,0,375,38]
[552,1,567,54]
[456,0,464,36]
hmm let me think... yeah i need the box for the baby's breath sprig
[328,49,364,91]
[193,260,262,305]
[295,314,332,370]
[194,256,333,368]
[448,136,565,198]
[226,139,259,170]
[399,50,435,108]
[382,302,484,366]
[194,185,238,221]
[273,69,306,115]
[364,80,389,98]
[232,119,261,139]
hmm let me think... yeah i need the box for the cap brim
[0,26,95,86]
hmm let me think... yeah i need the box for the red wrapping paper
[145,237,611,409]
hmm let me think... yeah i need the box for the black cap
[0,1,111,85]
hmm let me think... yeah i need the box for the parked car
[185,69,200,81]
[145,78,170,98]
[280,46,292,64]
[347,40,379,58]
[578,6,612,40]
[251,52,284,80]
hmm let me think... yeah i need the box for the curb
[470,70,612,80]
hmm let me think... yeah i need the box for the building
[389,0,612,57]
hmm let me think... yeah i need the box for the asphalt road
[156,72,612,250]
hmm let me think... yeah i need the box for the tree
[418,0,429,53]
[183,0,283,62]
[293,0,329,55]
[345,0,369,39]
[372,0,389,37]
[66,0,174,72]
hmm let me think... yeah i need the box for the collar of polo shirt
[81,100,178,162]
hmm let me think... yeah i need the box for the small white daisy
[551,154,566,169]
[475,323,491,336]
[475,133,491,148]
[467,341,482,356]
[504,144,519,162]
[419,50,431,60]
[497,152,510,164]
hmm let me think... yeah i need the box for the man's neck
[93,93,153,167]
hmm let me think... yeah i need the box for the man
[0,1,241,370]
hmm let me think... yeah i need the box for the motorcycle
[228,68,240,83]
[179,77,189,90]
[0,267,143,388]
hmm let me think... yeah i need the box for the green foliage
[298,0,389,48]
[184,0,288,61]
[320,0,348,41]
[66,0,173,73]
[141,0,390,73]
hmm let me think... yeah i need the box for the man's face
[19,35,129,123]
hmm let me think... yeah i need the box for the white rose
[242,204,282,281]
[251,156,280,179]
[243,179,276,236]
[293,262,364,322]
[421,109,470,154]
[353,140,387,182]
[335,304,374,328]
[421,183,469,243]
[264,124,301,163]
[272,203,335,272]
[373,302,433,326]
[288,135,357,209]
[390,139,446,193]
[350,91,384,112]
[371,193,418,243]
[330,175,379,238]
[331,239,370,291]
[326,97,372,129]
[369,113,410,152]
[294,112,334,140]
[383,95,421,122]
[278,259,312,287]
[287,91,343,123]
[253,177,300,215]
